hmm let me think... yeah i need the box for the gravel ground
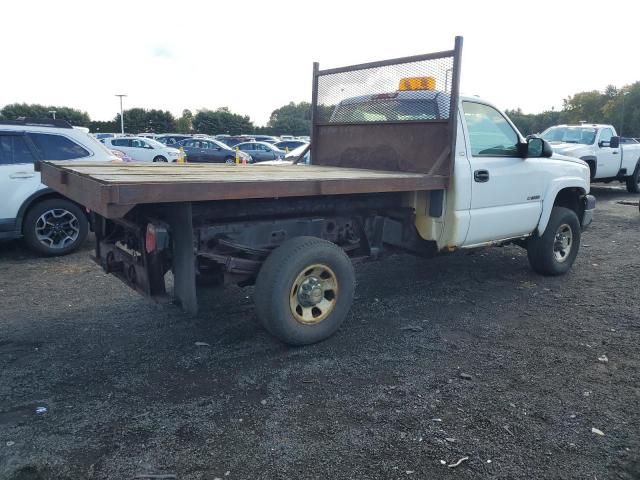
[1,186,639,480]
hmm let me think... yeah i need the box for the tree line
[506,82,640,137]
[0,102,313,137]
[1,81,639,137]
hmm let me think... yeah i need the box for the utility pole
[48,110,56,120]
[115,94,127,134]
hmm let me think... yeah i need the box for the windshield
[541,126,597,145]
[331,98,440,123]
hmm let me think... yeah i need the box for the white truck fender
[537,177,589,235]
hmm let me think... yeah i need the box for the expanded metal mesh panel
[315,54,454,124]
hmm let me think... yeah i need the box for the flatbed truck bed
[37,39,473,346]
[39,161,447,219]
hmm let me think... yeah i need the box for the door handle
[9,172,35,179]
[612,151,619,154]
[474,169,490,183]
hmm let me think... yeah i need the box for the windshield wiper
[563,140,578,144]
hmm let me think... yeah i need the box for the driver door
[462,101,544,246]
[595,128,620,177]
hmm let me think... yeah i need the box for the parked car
[284,143,311,164]
[219,135,255,147]
[110,149,133,162]
[255,143,310,166]
[176,138,252,164]
[236,141,286,162]
[274,139,308,152]
[251,135,279,144]
[103,137,181,162]
[155,134,192,146]
[93,132,117,140]
[0,118,117,255]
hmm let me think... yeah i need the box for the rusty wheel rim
[289,264,338,325]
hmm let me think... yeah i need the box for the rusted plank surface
[40,161,446,219]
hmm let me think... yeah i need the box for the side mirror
[216,147,221,151]
[609,136,620,149]
[522,137,553,158]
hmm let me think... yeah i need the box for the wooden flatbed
[40,161,446,219]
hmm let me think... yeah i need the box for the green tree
[601,82,640,137]
[114,108,176,134]
[89,120,119,133]
[562,91,607,124]
[267,102,311,136]
[0,103,90,126]
[193,107,254,135]
[175,109,193,133]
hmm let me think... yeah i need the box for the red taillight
[145,223,157,253]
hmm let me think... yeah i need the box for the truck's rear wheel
[254,236,355,346]
[526,206,581,276]
[625,162,640,193]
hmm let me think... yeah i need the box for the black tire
[254,236,355,346]
[526,206,581,276]
[224,156,235,165]
[22,198,88,256]
[625,161,640,193]
[153,156,168,163]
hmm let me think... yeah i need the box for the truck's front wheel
[254,236,355,346]
[625,162,640,193]
[527,206,581,276]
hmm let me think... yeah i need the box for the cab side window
[599,128,613,146]
[463,102,519,157]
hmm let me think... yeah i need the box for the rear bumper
[581,194,596,230]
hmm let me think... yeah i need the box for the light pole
[48,110,56,120]
[115,94,127,134]
[620,91,630,137]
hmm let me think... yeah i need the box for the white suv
[0,119,117,255]
[103,136,181,162]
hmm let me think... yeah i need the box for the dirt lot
[1,186,639,480]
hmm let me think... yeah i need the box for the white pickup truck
[541,124,640,193]
[38,38,597,346]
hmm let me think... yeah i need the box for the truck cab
[541,124,640,192]
[329,82,594,252]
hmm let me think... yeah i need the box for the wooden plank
[40,161,448,219]
[112,175,446,205]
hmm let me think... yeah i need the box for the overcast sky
[2,0,638,126]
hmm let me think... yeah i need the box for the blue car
[176,138,252,164]
[235,141,286,162]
